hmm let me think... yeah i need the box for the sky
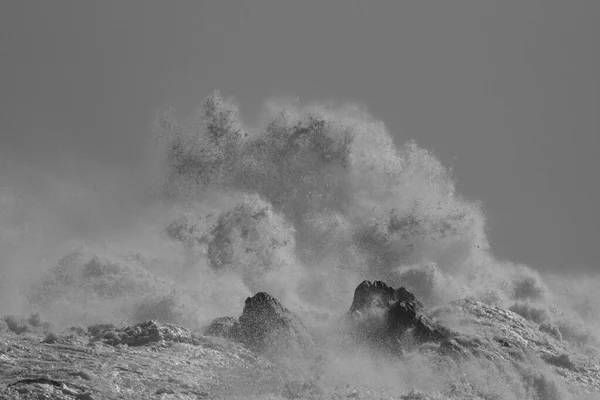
[0,0,598,274]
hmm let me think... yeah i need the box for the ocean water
[0,92,598,399]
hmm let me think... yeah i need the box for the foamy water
[1,92,598,399]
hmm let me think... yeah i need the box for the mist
[0,90,596,334]
[1,91,599,398]
[1,2,599,398]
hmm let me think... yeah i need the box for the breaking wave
[1,92,598,399]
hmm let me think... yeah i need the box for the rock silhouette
[207,282,450,357]
[349,280,421,313]
[238,292,313,356]
[348,280,451,352]
[206,292,313,360]
[2,283,599,398]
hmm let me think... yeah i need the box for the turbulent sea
[0,92,598,399]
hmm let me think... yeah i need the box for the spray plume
[1,91,598,399]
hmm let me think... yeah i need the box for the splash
[1,91,598,399]
[154,92,538,310]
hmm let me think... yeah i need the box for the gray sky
[1,1,598,273]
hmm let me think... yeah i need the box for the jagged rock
[238,292,313,356]
[1,291,599,399]
[348,280,451,351]
[389,297,450,342]
[349,280,420,313]
[89,320,193,346]
[205,316,241,340]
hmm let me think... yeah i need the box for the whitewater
[0,92,598,399]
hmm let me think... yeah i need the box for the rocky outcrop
[238,292,313,356]
[388,296,450,343]
[0,323,282,400]
[2,285,600,399]
[89,320,194,347]
[205,292,314,359]
[207,282,449,357]
[348,280,451,351]
[349,280,421,313]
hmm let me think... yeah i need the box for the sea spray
[0,91,598,399]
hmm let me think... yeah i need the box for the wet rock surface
[1,283,599,399]
[446,298,600,394]
[0,326,282,400]
[348,280,452,351]
[205,292,314,360]
[349,280,421,313]
[238,292,314,356]
[88,320,195,347]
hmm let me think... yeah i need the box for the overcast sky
[1,1,598,274]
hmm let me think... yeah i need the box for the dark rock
[349,280,410,315]
[349,280,420,313]
[348,280,451,351]
[205,316,241,340]
[8,377,64,388]
[389,300,450,342]
[238,292,313,356]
